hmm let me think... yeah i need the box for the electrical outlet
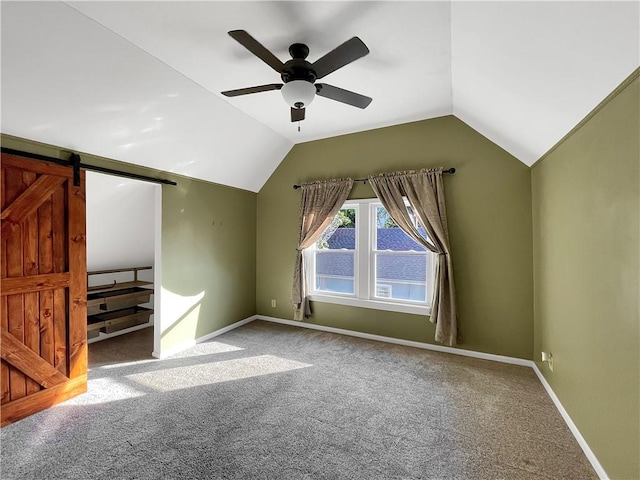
[271,299,276,308]
[541,351,554,372]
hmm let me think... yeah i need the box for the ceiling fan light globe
[281,80,315,109]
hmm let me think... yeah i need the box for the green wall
[0,134,257,354]
[257,116,534,359]
[160,174,256,349]
[531,73,640,479]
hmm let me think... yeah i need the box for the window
[305,199,435,315]
[314,207,356,295]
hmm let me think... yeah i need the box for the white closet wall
[86,171,155,274]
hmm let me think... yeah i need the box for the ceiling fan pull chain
[298,121,301,133]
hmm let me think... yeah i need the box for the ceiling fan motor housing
[281,43,317,84]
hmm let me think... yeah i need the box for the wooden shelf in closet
[87,266,154,339]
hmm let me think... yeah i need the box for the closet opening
[86,171,161,366]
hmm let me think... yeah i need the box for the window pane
[375,253,426,302]
[315,251,355,294]
[375,206,425,252]
[317,208,356,250]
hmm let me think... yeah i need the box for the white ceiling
[1,1,638,192]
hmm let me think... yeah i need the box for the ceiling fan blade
[228,30,284,73]
[221,84,283,97]
[291,107,305,122]
[312,37,369,79]
[315,83,372,109]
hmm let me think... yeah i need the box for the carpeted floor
[88,326,156,367]
[1,321,597,480]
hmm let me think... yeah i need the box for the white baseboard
[532,363,608,480]
[256,315,533,366]
[151,315,257,359]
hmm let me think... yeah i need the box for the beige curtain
[368,168,458,346]
[292,178,353,320]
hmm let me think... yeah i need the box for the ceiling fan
[221,30,372,123]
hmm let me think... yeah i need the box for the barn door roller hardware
[70,153,81,186]
[0,147,177,187]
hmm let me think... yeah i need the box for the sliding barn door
[1,153,87,427]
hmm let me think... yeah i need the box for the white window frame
[306,198,435,316]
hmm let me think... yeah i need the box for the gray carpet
[1,321,597,480]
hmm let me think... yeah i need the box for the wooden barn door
[1,152,87,426]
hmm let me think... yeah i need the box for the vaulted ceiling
[2,2,638,192]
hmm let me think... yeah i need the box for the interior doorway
[85,171,161,364]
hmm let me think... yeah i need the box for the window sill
[309,294,430,316]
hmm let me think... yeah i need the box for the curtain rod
[292,167,455,190]
[1,147,177,186]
